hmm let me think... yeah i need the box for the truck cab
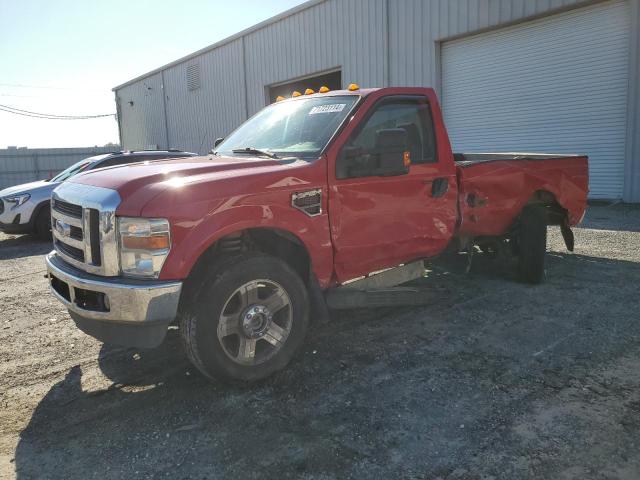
[45,86,588,382]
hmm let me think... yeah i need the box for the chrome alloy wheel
[217,279,293,365]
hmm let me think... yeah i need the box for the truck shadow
[13,251,640,479]
[0,234,51,261]
[581,204,640,233]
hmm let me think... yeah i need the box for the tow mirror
[343,145,364,158]
[372,128,410,176]
[338,128,409,179]
[214,137,224,148]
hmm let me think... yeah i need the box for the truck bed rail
[454,152,585,167]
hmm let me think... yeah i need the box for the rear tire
[179,253,309,382]
[34,207,51,240]
[517,205,547,284]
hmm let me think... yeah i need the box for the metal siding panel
[389,0,588,89]
[390,0,436,86]
[113,0,634,193]
[163,40,246,154]
[116,73,166,150]
[624,0,640,201]
[477,0,490,27]
[442,0,631,199]
[0,147,117,190]
[536,0,552,12]
[512,0,526,17]
[243,0,385,115]
[499,0,513,22]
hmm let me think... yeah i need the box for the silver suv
[0,150,196,239]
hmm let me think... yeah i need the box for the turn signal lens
[275,95,285,102]
[121,235,170,250]
[304,88,315,95]
[348,83,360,91]
[319,86,330,93]
[292,91,302,97]
[403,151,411,167]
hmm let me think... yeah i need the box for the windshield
[215,95,359,158]
[50,159,93,182]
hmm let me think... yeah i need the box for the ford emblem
[55,219,72,237]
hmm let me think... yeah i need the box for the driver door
[329,95,457,282]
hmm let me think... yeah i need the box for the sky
[0,0,306,148]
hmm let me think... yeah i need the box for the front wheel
[179,253,309,382]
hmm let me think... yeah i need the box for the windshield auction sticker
[309,104,346,115]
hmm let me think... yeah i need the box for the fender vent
[292,189,322,217]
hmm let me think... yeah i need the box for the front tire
[517,205,547,284]
[179,253,309,382]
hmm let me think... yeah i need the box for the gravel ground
[1,204,639,479]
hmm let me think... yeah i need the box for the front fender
[157,196,334,288]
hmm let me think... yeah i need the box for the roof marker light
[348,83,360,91]
[319,86,330,93]
[275,95,286,102]
[304,88,315,95]
[292,91,302,97]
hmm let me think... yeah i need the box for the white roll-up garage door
[441,0,630,199]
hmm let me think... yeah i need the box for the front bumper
[45,251,182,348]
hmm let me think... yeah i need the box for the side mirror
[336,128,409,178]
[343,145,364,159]
[337,128,409,179]
[372,128,409,176]
[214,137,224,148]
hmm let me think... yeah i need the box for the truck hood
[0,179,57,198]
[67,155,301,216]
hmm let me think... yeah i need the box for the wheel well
[31,201,51,228]
[181,228,312,307]
[525,190,567,226]
[177,227,332,326]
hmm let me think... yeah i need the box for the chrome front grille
[54,238,85,262]
[51,183,121,276]
[52,198,82,218]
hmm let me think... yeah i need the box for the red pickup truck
[46,86,588,381]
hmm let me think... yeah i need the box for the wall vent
[186,64,201,91]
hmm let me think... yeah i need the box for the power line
[0,103,114,118]
[0,103,115,120]
[1,91,112,99]
[0,82,105,92]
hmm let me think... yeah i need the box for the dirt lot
[1,204,639,479]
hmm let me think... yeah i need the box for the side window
[340,97,436,178]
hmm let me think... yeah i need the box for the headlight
[117,217,171,278]
[4,193,31,208]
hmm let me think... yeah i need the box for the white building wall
[388,0,589,88]
[116,73,166,150]
[243,0,386,115]
[113,0,640,201]
[162,39,247,154]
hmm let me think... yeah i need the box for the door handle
[429,177,449,198]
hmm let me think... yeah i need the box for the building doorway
[268,70,342,103]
